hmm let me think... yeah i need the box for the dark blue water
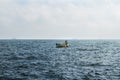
[0,40,120,80]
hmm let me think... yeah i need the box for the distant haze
[1,0,120,39]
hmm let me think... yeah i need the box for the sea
[0,40,120,80]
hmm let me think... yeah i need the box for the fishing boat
[56,40,69,48]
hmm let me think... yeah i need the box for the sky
[0,0,120,39]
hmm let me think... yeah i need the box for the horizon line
[1,38,120,40]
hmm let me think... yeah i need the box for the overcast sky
[0,0,120,39]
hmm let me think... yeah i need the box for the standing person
[65,40,68,46]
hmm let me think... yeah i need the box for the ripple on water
[0,40,120,80]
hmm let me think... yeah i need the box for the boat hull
[56,43,69,48]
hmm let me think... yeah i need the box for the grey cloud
[0,0,120,39]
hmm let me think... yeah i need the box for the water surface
[0,40,120,80]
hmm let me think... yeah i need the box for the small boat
[56,40,69,48]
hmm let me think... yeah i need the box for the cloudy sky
[0,0,120,39]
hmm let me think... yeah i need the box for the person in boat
[65,40,68,46]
